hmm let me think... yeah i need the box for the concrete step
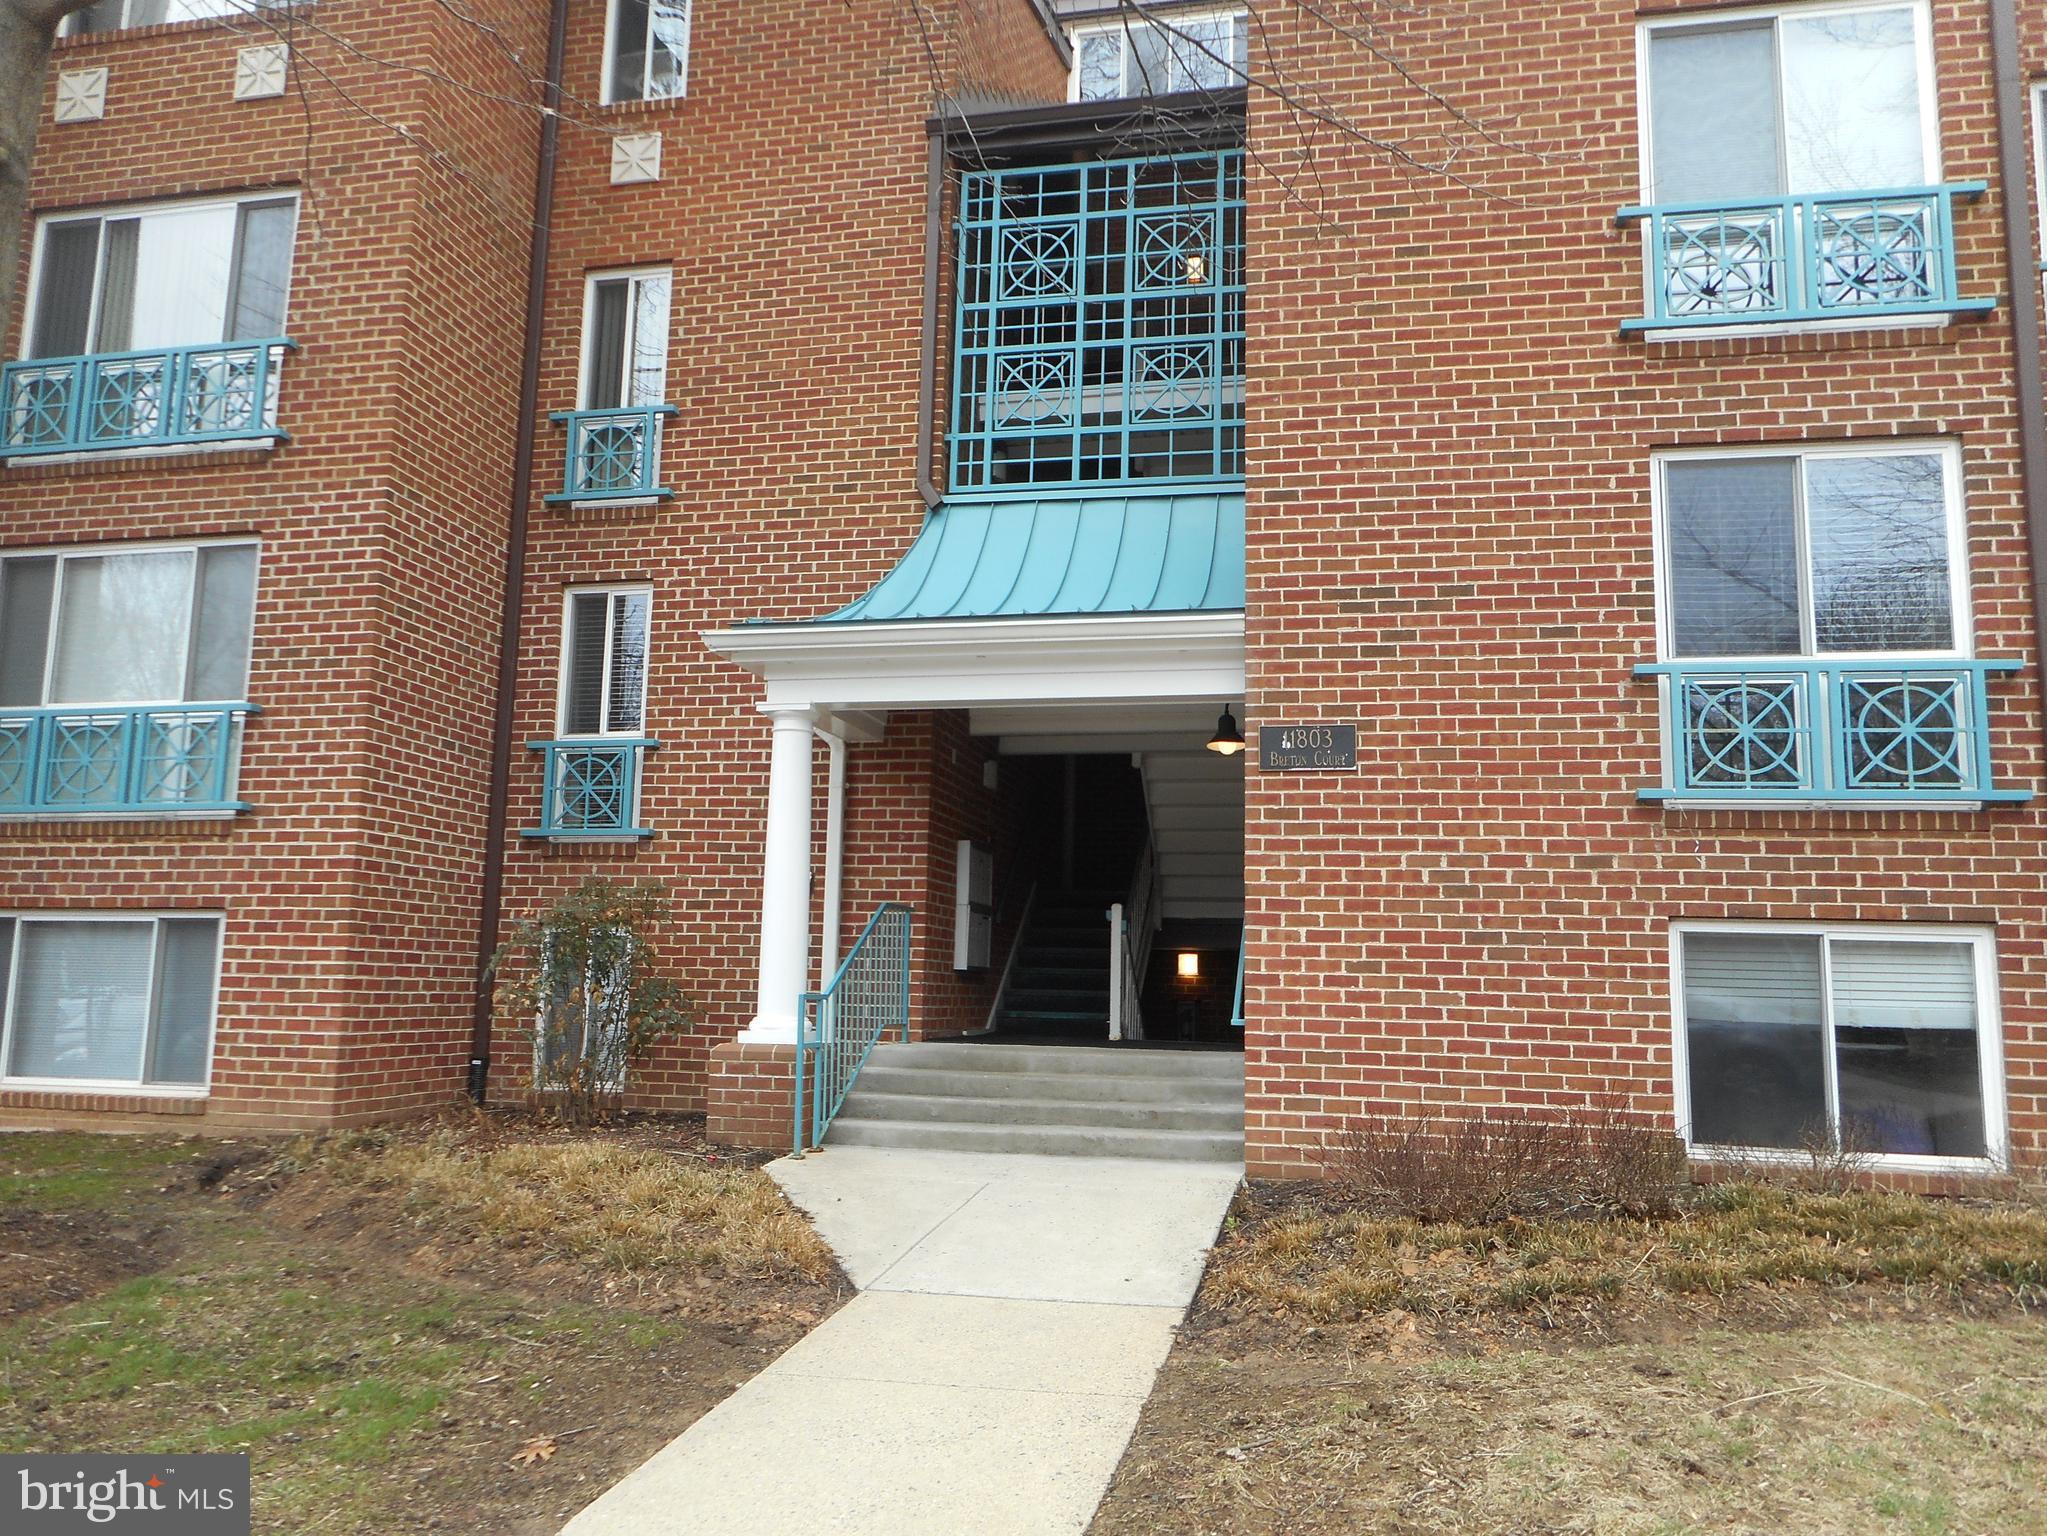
[851,1065,1243,1105]
[869,1042,1244,1079]
[823,1116,1243,1162]
[837,1089,1244,1133]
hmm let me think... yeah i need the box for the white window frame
[1634,0,1943,204]
[532,933,632,1093]
[59,0,260,38]
[554,583,653,740]
[1647,441,1975,806]
[20,190,300,362]
[2033,81,2046,284]
[1669,920,2008,1172]
[1631,1,1944,340]
[0,535,263,713]
[0,911,224,1096]
[599,0,691,106]
[1065,5,1247,102]
[1649,439,1973,669]
[574,266,672,411]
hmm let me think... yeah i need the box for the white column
[741,706,817,1043]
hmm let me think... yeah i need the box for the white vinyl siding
[0,914,222,1090]
[1673,924,2004,1166]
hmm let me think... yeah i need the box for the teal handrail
[0,703,256,814]
[794,902,912,1154]
[546,405,678,502]
[521,738,660,837]
[1635,659,2029,804]
[1230,940,1246,1030]
[1616,183,1991,331]
[2,339,294,455]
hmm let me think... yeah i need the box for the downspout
[469,0,570,1102]
[917,128,946,508]
[815,726,847,985]
[1988,0,2047,753]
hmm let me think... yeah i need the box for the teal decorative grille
[1636,660,2029,804]
[522,738,659,837]
[0,704,254,814]
[1616,184,1992,331]
[546,405,678,503]
[1,341,293,455]
[949,150,1245,492]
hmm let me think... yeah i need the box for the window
[1675,925,2002,1162]
[580,269,671,410]
[1641,3,1936,204]
[558,587,650,737]
[0,915,222,1089]
[603,0,690,104]
[60,0,264,35]
[2035,83,2046,278]
[25,195,296,361]
[536,939,629,1091]
[1070,9,1247,101]
[0,543,258,710]
[1658,445,1964,662]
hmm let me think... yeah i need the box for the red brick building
[5,0,2045,1181]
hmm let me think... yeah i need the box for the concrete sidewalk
[557,1147,1242,1536]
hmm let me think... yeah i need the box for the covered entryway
[702,494,1246,1160]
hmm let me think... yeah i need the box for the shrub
[1325,1101,1687,1224]
[489,877,696,1126]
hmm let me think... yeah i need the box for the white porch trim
[701,611,1246,711]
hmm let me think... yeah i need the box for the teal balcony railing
[546,406,677,503]
[1636,660,2030,805]
[522,738,658,837]
[0,703,254,815]
[1616,184,1992,331]
[2,340,294,456]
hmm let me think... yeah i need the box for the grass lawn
[1092,1182,2047,1536]
[0,1118,844,1535]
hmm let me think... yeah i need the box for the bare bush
[1326,1101,1687,1224]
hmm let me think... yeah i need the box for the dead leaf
[510,1436,558,1469]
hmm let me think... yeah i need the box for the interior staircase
[1138,750,1245,922]
[825,1042,1245,1162]
[991,890,1116,1039]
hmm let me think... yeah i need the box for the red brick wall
[1,0,545,1129]
[1238,0,2047,1176]
[490,0,1066,1109]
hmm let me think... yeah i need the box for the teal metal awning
[803,490,1244,624]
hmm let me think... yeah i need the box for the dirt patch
[235,1110,843,1334]
[1,1121,846,1535]
[0,1209,171,1322]
[1091,1175,2047,1536]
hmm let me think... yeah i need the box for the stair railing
[1230,935,1247,1030]
[1108,829,1160,1041]
[793,902,912,1155]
